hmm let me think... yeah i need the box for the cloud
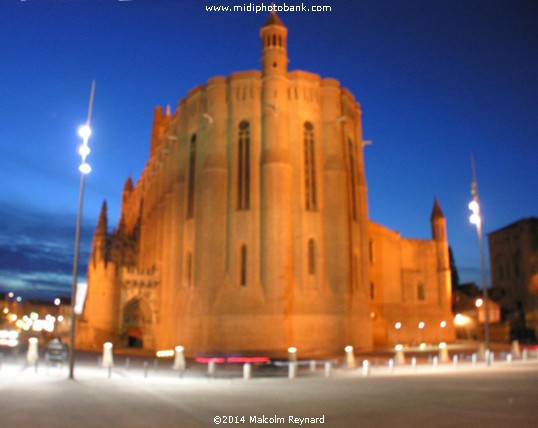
[0,201,93,299]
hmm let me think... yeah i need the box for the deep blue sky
[1,0,537,300]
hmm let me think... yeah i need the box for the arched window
[348,139,358,221]
[240,245,247,286]
[308,239,315,275]
[304,122,317,211]
[237,121,250,210]
[187,134,196,218]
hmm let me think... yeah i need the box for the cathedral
[79,12,455,357]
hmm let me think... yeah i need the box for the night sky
[1,0,537,301]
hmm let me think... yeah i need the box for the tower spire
[431,196,446,242]
[430,196,445,221]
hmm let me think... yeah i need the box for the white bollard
[394,345,405,365]
[522,349,528,361]
[411,357,417,372]
[288,347,297,362]
[27,338,39,366]
[102,342,114,369]
[388,359,394,374]
[324,361,332,378]
[243,363,252,380]
[173,346,186,372]
[345,346,355,369]
[309,360,316,372]
[439,343,449,363]
[506,354,512,364]
[472,353,477,366]
[432,356,438,368]
[362,360,370,377]
[453,355,458,367]
[208,360,216,377]
[288,362,297,379]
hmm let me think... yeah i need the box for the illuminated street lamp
[69,80,96,380]
[469,155,490,364]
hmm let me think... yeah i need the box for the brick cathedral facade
[79,12,455,356]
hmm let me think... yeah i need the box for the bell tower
[259,10,295,347]
[260,10,288,77]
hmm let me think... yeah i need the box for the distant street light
[69,80,96,380]
[469,154,490,364]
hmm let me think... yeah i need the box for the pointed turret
[430,196,444,221]
[262,9,285,28]
[430,196,446,242]
[95,200,108,238]
[123,177,134,194]
[91,200,108,266]
[430,197,451,309]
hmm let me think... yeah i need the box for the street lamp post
[69,80,96,380]
[468,155,491,364]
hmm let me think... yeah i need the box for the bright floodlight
[345,345,353,353]
[79,163,91,174]
[288,346,297,354]
[475,298,483,308]
[54,298,61,306]
[469,200,481,226]
[440,320,447,328]
[78,145,91,158]
[175,345,184,352]
[468,200,479,212]
[78,124,92,140]
[395,322,402,330]
[395,344,403,351]
[418,321,425,329]
[439,342,447,349]
[470,213,481,226]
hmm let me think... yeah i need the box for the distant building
[79,12,454,356]
[488,217,538,341]
[452,283,503,341]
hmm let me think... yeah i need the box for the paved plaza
[0,350,537,428]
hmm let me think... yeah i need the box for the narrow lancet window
[187,134,196,219]
[304,122,317,211]
[240,245,247,286]
[237,121,250,210]
[308,239,316,275]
